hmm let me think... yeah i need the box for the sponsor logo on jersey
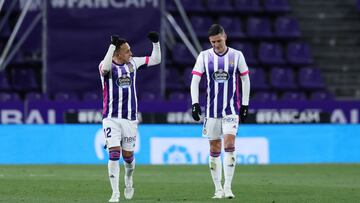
[116,75,131,88]
[212,69,229,83]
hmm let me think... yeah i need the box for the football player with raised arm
[190,24,250,199]
[99,32,161,202]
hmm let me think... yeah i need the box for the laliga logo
[163,145,192,164]
[94,128,140,160]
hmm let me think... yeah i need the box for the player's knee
[109,150,121,161]
[210,140,222,152]
[122,151,134,164]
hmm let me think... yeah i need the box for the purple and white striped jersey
[192,47,249,118]
[99,56,150,120]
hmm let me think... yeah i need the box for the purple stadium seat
[287,42,314,65]
[246,17,273,39]
[270,67,297,90]
[25,92,49,102]
[207,0,233,12]
[54,92,79,102]
[166,68,184,91]
[258,42,286,65]
[182,0,205,12]
[168,91,189,102]
[264,0,291,13]
[0,92,20,102]
[310,91,334,101]
[139,91,159,101]
[218,17,245,38]
[11,68,39,91]
[167,0,205,12]
[202,42,212,50]
[249,68,269,90]
[190,16,213,38]
[82,92,100,101]
[281,91,307,101]
[275,16,301,39]
[234,0,261,13]
[231,42,258,65]
[0,72,11,90]
[298,67,325,90]
[252,91,278,101]
[183,67,193,87]
[172,43,196,65]
[172,16,188,34]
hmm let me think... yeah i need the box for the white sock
[223,151,236,190]
[209,156,223,191]
[108,160,120,194]
[124,158,135,188]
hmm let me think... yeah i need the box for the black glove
[147,31,159,43]
[191,103,201,121]
[239,105,248,123]
[111,35,120,46]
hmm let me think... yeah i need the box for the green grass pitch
[0,164,359,202]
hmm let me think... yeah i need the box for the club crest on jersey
[229,60,234,67]
[212,69,229,83]
[116,75,131,88]
[128,64,134,73]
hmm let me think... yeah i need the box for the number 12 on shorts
[104,127,111,138]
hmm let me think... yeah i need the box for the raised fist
[111,35,120,46]
[147,31,159,43]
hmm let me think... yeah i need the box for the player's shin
[223,148,236,190]
[209,151,223,192]
[123,154,135,188]
[123,153,135,200]
[108,150,120,195]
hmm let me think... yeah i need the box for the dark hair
[208,24,225,37]
[115,38,127,52]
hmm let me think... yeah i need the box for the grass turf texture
[0,165,359,203]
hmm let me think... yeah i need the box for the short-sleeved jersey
[192,47,249,118]
[99,57,149,120]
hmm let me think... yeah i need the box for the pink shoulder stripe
[240,70,249,76]
[192,70,203,77]
[145,56,150,64]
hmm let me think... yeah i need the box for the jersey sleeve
[131,42,161,69]
[100,44,116,76]
[132,57,147,69]
[192,51,205,77]
[237,51,249,76]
